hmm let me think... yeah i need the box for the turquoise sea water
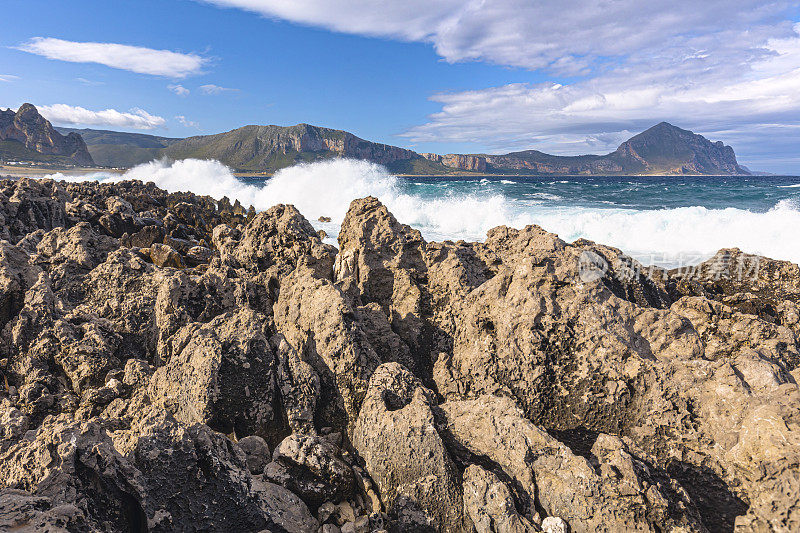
[390,175,800,212]
[240,173,800,267]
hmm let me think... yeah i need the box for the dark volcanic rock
[1,178,799,532]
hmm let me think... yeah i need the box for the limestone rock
[274,266,380,431]
[150,309,284,443]
[439,395,704,533]
[149,242,184,269]
[217,204,336,278]
[2,181,799,532]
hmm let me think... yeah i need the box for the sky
[1,0,800,173]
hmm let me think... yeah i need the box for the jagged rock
[353,363,464,532]
[251,479,320,532]
[336,197,430,373]
[272,333,320,434]
[149,242,184,269]
[0,417,149,532]
[0,488,87,532]
[150,309,284,443]
[0,179,69,243]
[184,245,214,266]
[0,240,38,330]
[0,398,29,453]
[122,225,165,249]
[274,266,380,431]
[671,247,800,338]
[2,181,799,532]
[216,204,336,278]
[439,395,704,533]
[113,407,307,531]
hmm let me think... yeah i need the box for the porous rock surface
[1,178,799,532]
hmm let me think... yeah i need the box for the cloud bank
[38,104,167,130]
[17,37,206,78]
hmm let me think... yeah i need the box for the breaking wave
[46,158,800,267]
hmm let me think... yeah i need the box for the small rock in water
[318,216,332,222]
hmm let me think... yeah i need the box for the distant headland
[2,103,750,176]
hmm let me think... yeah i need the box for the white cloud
[17,37,207,78]
[176,115,200,128]
[0,74,19,82]
[199,84,238,95]
[37,104,167,130]
[199,0,793,73]
[168,84,190,96]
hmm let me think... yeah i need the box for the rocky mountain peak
[615,122,745,174]
[0,103,94,166]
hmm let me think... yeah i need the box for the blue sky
[2,0,800,173]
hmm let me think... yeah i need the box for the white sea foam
[46,158,800,267]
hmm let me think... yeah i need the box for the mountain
[57,118,749,176]
[0,104,94,166]
[162,123,450,174]
[429,122,749,175]
[56,127,180,168]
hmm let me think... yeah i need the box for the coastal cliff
[1,178,798,531]
[421,153,488,172]
[0,104,94,166]
[163,123,448,174]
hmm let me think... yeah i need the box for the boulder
[237,435,270,475]
[264,433,355,509]
[353,363,464,532]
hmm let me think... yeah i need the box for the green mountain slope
[163,123,451,173]
[56,127,180,168]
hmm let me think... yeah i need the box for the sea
[45,158,800,268]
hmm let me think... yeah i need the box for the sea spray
[46,158,800,267]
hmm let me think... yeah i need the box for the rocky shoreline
[1,177,799,532]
